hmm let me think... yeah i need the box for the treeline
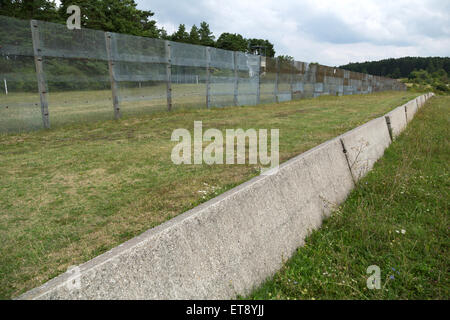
[339,57,450,79]
[167,24,275,57]
[407,69,449,94]
[0,0,275,56]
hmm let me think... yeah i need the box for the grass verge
[248,95,449,300]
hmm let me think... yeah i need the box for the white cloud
[137,0,450,66]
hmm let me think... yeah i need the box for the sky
[136,0,450,66]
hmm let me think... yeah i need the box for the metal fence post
[30,20,50,129]
[165,40,172,111]
[256,55,261,105]
[105,32,121,119]
[275,57,279,103]
[233,51,238,106]
[206,46,211,109]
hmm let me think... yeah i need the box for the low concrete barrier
[18,93,433,300]
[385,106,408,140]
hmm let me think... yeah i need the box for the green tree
[391,67,401,79]
[216,32,248,52]
[198,21,215,47]
[247,38,275,57]
[188,25,200,45]
[277,55,294,63]
[170,24,189,42]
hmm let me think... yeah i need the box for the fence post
[105,32,121,119]
[206,46,211,108]
[290,61,294,101]
[275,57,279,103]
[233,51,238,106]
[30,20,50,129]
[256,55,261,105]
[165,40,172,111]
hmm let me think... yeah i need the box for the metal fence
[0,15,406,133]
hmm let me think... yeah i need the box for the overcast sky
[136,0,449,66]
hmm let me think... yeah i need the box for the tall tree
[188,24,200,45]
[170,24,189,42]
[198,21,215,47]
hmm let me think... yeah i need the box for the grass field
[0,90,420,299]
[248,95,449,300]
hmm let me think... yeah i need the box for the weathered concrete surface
[405,99,418,123]
[385,105,407,140]
[19,138,354,300]
[417,95,423,108]
[340,117,391,182]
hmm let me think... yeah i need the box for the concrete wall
[18,93,433,300]
[385,106,408,140]
[405,99,418,123]
[340,117,392,182]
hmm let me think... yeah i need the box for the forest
[340,57,449,94]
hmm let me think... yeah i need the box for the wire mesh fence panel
[35,20,113,126]
[277,59,293,102]
[36,20,107,60]
[170,41,207,110]
[321,65,333,95]
[236,52,259,106]
[291,61,307,100]
[0,16,42,132]
[111,33,168,115]
[170,65,207,110]
[43,56,113,126]
[209,47,234,108]
[0,56,42,132]
[303,63,317,98]
[259,57,277,104]
[314,65,326,97]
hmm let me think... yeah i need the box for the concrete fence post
[256,55,261,105]
[30,20,50,129]
[233,51,238,106]
[275,57,279,103]
[290,62,294,101]
[206,47,211,109]
[165,40,172,111]
[105,32,121,119]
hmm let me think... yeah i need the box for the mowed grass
[248,95,449,300]
[0,91,419,299]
